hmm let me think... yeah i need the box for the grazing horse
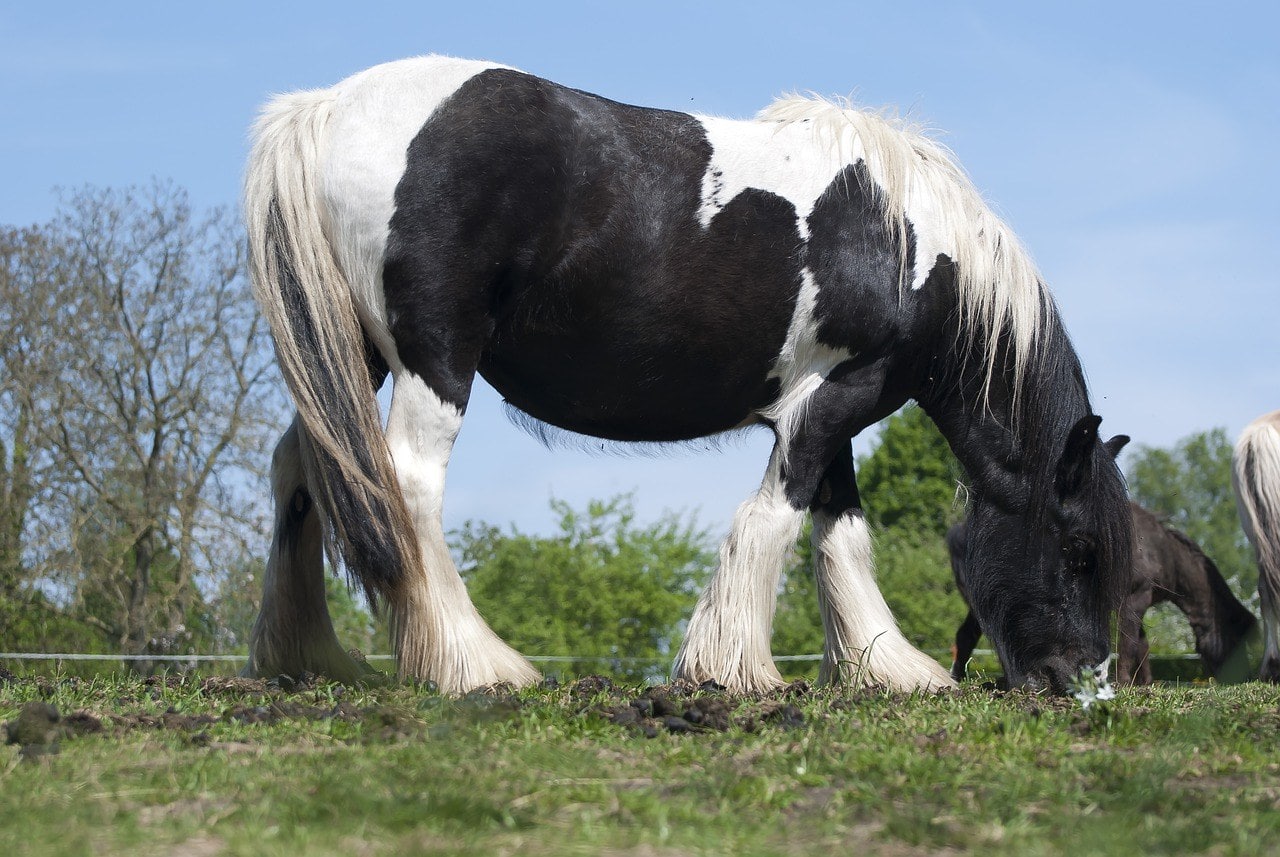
[1233,410,1280,681]
[241,56,1130,695]
[949,501,1258,685]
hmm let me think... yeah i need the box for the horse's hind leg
[383,370,540,693]
[243,417,378,684]
[1116,592,1151,686]
[1134,626,1154,686]
[673,445,802,692]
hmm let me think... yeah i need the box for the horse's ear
[1056,414,1103,499]
[1103,434,1130,459]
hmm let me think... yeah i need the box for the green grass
[3,671,1280,856]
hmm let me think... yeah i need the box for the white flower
[1069,661,1115,711]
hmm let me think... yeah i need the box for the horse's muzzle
[1016,652,1111,695]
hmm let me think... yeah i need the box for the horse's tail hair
[243,89,421,605]
[1233,414,1280,580]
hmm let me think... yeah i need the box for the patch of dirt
[575,675,812,737]
[3,672,823,748]
[1,699,110,760]
[137,796,235,826]
[161,834,225,857]
[1167,769,1280,808]
[1,677,420,751]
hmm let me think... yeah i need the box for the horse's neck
[921,358,1081,511]
[1168,543,1244,640]
[1161,549,1207,622]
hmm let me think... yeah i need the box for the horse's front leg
[673,445,802,692]
[808,442,955,691]
[243,417,380,684]
[1116,592,1151,686]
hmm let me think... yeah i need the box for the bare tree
[2,182,282,656]
[0,226,52,602]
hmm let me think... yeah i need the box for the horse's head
[963,416,1131,693]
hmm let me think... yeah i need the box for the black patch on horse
[383,69,803,441]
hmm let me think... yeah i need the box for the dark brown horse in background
[949,502,1257,685]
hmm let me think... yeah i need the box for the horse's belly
[477,334,781,443]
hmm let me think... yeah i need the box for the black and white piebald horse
[1233,410,1280,681]
[242,56,1130,695]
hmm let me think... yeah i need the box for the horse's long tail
[1233,416,1280,579]
[243,89,421,605]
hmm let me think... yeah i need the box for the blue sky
[2,2,1277,535]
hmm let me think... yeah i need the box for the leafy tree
[1127,429,1254,594]
[0,591,111,655]
[857,404,967,535]
[452,496,714,682]
[873,533,966,653]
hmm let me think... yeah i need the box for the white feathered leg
[673,448,803,692]
[384,372,540,694]
[812,510,954,691]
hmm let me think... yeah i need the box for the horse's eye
[1063,535,1096,571]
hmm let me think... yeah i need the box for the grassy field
[3,668,1280,856]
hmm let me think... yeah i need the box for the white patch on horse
[811,511,955,691]
[695,110,950,290]
[900,181,950,290]
[695,116,842,241]
[317,56,515,361]
[384,370,464,510]
[762,269,851,455]
[1233,409,1280,678]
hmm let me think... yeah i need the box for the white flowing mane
[757,95,1054,409]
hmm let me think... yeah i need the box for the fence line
[0,651,829,664]
[0,650,1203,665]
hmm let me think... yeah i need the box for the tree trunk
[124,526,154,669]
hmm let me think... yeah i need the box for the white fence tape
[0,652,826,663]
[0,650,1200,664]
